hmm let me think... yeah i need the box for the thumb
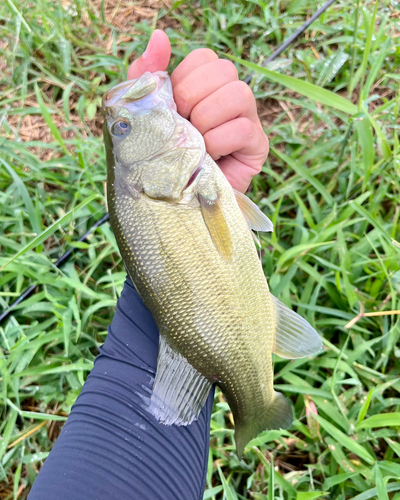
[127,30,171,80]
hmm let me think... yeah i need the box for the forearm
[29,278,214,500]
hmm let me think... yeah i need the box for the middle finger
[173,59,238,119]
[171,48,218,86]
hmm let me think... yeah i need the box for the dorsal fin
[234,189,273,232]
[271,295,322,359]
[198,193,233,261]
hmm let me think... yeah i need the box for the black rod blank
[0,0,338,325]
[0,213,110,325]
[244,0,337,83]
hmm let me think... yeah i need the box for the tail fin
[235,392,293,458]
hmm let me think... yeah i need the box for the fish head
[103,71,206,202]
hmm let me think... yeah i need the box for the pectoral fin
[149,336,213,425]
[234,189,273,232]
[271,295,322,359]
[198,193,233,261]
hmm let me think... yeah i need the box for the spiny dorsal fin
[149,336,213,425]
[198,193,233,261]
[234,189,273,232]
[271,294,322,359]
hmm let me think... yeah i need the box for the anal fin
[149,336,213,425]
[271,295,322,359]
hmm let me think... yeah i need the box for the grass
[1,0,400,498]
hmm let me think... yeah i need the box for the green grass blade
[5,0,31,32]
[374,464,389,500]
[34,83,70,156]
[268,456,274,500]
[349,0,361,96]
[366,111,392,159]
[312,413,375,465]
[297,493,328,500]
[384,438,400,458]
[227,55,358,115]
[0,410,18,461]
[349,483,400,500]
[354,114,374,186]
[358,1,379,106]
[217,465,238,500]
[350,201,392,245]
[6,400,68,421]
[1,194,100,270]
[355,413,400,430]
[13,462,22,500]
[1,158,42,235]
[271,147,334,205]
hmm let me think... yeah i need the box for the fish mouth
[102,81,132,108]
[103,71,170,110]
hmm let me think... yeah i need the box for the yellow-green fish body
[103,72,321,456]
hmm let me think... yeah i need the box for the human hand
[127,30,269,194]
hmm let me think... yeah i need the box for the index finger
[171,48,218,87]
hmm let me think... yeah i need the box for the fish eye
[111,120,130,137]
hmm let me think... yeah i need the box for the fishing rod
[0,213,110,324]
[244,0,337,83]
[0,0,337,325]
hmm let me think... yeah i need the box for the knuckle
[253,130,270,174]
[252,161,263,175]
[190,102,207,129]
[263,131,270,152]
[235,80,254,100]
[229,80,255,107]
[260,130,270,159]
[203,133,219,159]
[217,59,238,80]
[189,48,218,63]
[174,82,192,114]
[238,117,256,137]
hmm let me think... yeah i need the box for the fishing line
[0,0,338,325]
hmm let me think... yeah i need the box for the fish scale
[103,71,322,456]
[112,155,275,436]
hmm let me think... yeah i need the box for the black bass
[103,72,322,456]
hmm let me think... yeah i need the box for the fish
[102,71,322,457]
